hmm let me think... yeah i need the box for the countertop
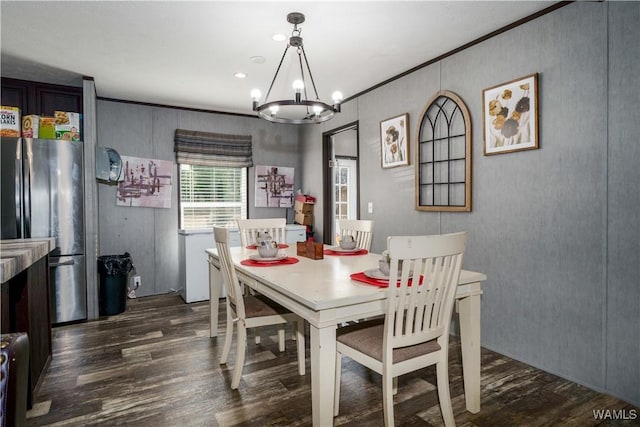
[0,238,55,283]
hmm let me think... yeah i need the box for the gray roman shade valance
[174,129,253,168]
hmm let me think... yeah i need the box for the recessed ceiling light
[250,56,266,64]
[234,72,247,79]
[272,34,286,42]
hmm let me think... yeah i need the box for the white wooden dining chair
[236,218,286,247]
[334,232,467,427]
[336,219,374,251]
[214,226,305,389]
[236,218,288,344]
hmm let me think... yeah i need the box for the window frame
[177,163,249,230]
[415,90,472,212]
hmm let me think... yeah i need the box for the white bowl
[378,259,390,275]
[257,245,279,258]
[339,240,357,250]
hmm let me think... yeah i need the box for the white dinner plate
[364,269,415,281]
[364,269,389,281]
[329,246,362,253]
[249,253,287,263]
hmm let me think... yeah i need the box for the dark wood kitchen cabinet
[1,77,83,117]
[1,239,54,407]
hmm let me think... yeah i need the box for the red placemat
[324,249,368,256]
[246,243,289,249]
[240,257,299,267]
[350,272,423,287]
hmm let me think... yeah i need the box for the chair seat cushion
[243,294,291,318]
[337,319,440,364]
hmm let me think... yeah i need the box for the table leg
[458,292,481,413]
[208,260,221,338]
[310,323,337,427]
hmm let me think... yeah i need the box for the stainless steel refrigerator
[1,137,86,324]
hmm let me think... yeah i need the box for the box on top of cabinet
[295,211,313,226]
[54,111,82,141]
[295,194,316,204]
[294,200,314,214]
[1,106,21,137]
[22,115,40,138]
[39,117,56,139]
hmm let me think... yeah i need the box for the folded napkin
[350,272,389,287]
[350,272,423,287]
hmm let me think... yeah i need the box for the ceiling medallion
[251,12,342,124]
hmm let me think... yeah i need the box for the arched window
[415,90,472,211]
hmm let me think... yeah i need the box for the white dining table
[206,245,485,426]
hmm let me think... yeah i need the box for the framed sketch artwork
[380,113,410,168]
[116,155,173,208]
[483,73,539,155]
[254,165,295,208]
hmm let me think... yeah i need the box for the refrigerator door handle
[23,145,31,237]
[50,259,76,267]
[14,157,23,237]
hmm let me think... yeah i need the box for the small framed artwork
[254,165,295,208]
[482,73,539,155]
[380,113,410,168]
[117,156,173,208]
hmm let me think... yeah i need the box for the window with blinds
[179,164,247,229]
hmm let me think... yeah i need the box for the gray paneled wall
[606,1,640,407]
[299,2,639,406]
[332,129,357,158]
[96,101,301,297]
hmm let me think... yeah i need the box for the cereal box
[22,115,40,138]
[0,106,21,137]
[39,117,56,139]
[54,111,81,141]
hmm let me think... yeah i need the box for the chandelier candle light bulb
[293,79,304,102]
[251,89,262,110]
[293,80,304,92]
[332,91,343,108]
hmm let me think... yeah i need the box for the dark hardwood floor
[27,294,638,426]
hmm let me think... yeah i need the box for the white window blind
[179,164,247,229]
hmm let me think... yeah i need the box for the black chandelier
[251,12,342,124]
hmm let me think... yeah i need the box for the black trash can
[97,253,134,316]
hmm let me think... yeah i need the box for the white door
[332,158,358,244]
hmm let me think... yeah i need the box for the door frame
[322,121,359,245]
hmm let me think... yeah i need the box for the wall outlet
[132,275,141,289]
[367,202,373,214]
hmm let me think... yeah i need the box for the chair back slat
[337,219,374,251]
[214,226,246,319]
[237,218,286,246]
[385,232,466,351]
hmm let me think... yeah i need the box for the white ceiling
[1,1,553,116]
